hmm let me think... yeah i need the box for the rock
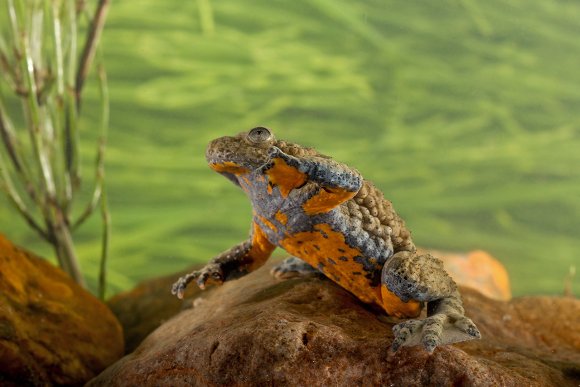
[108,249,511,354]
[91,261,579,386]
[0,234,124,386]
[428,249,512,300]
[107,267,202,353]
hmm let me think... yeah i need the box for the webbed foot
[391,313,480,353]
[382,251,481,352]
[171,263,224,299]
[270,257,319,279]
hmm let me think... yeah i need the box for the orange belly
[279,223,421,318]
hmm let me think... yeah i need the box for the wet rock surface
[94,260,579,386]
[0,235,124,386]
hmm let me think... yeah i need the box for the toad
[172,127,481,352]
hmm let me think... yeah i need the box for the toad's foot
[270,257,319,279]
[172,235,276,299]
[391,313,480,352]
[383,251,481,352]
[171,263,224,299]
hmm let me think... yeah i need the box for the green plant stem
[19,21,57,201]
[0,99,24,175]
[64,1,80,200]
[0,127,38,205]
[75,0,110,104]
[0,151,49,241]
[48,1,69,210]
[96,57,110,299]
[50,212,84,286]
[2,0,111,291]
[98,185,110,299]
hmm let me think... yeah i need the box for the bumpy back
[350,181,415,253]
[275,140,321,159]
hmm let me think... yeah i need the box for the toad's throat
[209,161,250,175]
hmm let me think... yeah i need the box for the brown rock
[108,248,511,354]
[107,266,202,353]
[0,234,124,386]
[91,261,579,386]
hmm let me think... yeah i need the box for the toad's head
[206,127,319,186]
[206,127,276,176]
[206,127,278,188]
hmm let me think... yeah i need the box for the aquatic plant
[0,0,111,297]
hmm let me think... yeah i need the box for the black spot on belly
[337,248,346,253]
[354,256,382,287]
[327,258,336,265]
[338,256,348,262]
[352,271,361,276]
[354,256,372,271]
[313,244,321,251]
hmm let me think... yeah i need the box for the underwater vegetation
[0,0,578,296]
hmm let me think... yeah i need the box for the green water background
[0,0,578,296]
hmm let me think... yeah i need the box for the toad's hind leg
[271,257,319,279]
[382,251,481,352]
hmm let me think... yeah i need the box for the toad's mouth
[206,134,272,173]
[208,161,250,175]
[206,158,249,187]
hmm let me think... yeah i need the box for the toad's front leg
[172,222,275,299]
[262,146,363,213]
[382,251,481,352]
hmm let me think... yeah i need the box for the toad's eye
[247,127,272,144]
